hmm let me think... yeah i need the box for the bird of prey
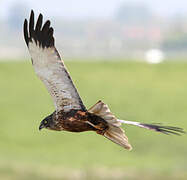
[23,10,185,150]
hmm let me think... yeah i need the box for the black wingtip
[23,19,29,46]
[39,13,43,18]
[35,13,43,36]
[30,10,34,20]
[23,10,55,48]
[141,123,186,136]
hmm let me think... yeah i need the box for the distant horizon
[1,0,187,20]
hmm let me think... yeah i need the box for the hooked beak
[39,123,45,131]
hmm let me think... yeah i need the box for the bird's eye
[44,120,47,124]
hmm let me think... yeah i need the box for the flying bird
[23,10,185,150]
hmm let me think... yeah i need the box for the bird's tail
[88,101,185,150]
[88,100,132,150]
[104,124,132,150]
[118,120,185,135]
[103,120,185,151]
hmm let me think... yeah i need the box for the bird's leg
[86,121,102,130]
[96,129,106,135]
[86,121,108,136]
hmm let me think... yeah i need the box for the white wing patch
[28,40,85,112]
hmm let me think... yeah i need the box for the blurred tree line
[115,3,153,25]
[1,2,187,59]
[162,16,187,51]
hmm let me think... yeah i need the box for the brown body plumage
[24,10,185,151]
[49,109,108,134]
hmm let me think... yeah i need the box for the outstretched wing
[24,10,86,112]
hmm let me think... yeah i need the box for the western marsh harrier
[24,10,185,150]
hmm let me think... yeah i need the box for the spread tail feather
[118,120,185,135]
[104,125,132,150]
[88,100,132,150]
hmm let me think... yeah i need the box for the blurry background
[1,0,187,61]
[0,0,187,180]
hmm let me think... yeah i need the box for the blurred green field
[0,60,187,180]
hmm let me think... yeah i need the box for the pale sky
[0,0,187,19]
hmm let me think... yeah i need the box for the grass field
[0,60,187,180]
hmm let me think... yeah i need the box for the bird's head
[39,113,54,130]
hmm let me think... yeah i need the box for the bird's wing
[24,10,86,112]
